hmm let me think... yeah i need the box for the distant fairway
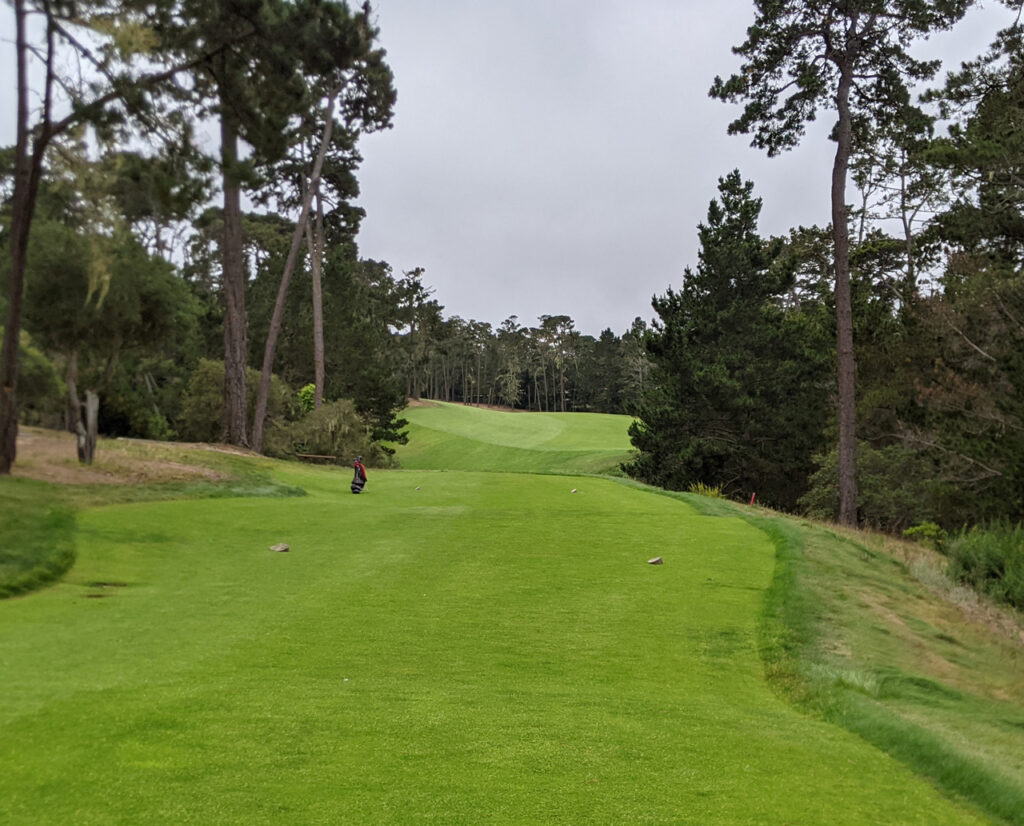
[0,410,1004,823]
[395,401,635,474]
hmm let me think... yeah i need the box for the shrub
[800,442,943,532]
[7,329,64,428]
[271,399,385,466]
[903,522,948,553]
[298,383,316,413]
[687,481,724,498]
[945,523,1024,610]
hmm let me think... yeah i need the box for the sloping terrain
[395,401,635,475]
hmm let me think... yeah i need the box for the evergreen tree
[626,172,829,509]
[709,0,973,524]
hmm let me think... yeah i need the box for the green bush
[946,523,1024,610]
[270,399,385,466]
[298,383,316,413]
[177,359,299,443]
[4,328,64,428]
[903,522,948,553]
[800,442,943,531]
[687,481,724,498]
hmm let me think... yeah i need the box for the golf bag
[351,460,367,494]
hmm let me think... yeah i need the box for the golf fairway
[0,460,992,823]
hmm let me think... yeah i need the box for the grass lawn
[395,402,635,475]
[0,464,991,824]
[1,411,1021,823]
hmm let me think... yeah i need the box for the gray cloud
[1,1,1009,335]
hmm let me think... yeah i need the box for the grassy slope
[0,409,1020,823]
[394,402,635,475]
[631,486,1024,825]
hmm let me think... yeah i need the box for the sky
[1,1,1016,336]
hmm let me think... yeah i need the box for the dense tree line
[390,290,650,415]
[630,7,1024,534]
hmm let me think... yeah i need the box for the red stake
[749,492,757,506]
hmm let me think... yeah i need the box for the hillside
[395,400,636,475]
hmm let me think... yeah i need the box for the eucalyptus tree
[709,0,973,525]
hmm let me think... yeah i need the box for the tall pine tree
[627,172,829,509]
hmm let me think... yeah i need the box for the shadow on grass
[0,473,305,600]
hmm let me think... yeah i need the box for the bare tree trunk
[310,187,326,408]
[833,59,858,527]
[251,88,338,453]
[1,0,52,474]
[76,390,98,465]
[220,107,249,448]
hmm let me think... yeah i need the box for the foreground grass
[0,478,75,597]
[0,466,991,824]
[0,434,303,598]
[396,402,635,475]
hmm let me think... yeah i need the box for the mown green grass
[0,466,991,824]
[0,439,303,600]
[653,488,1024,826]
[2,409,1021,823]
[395,402,635,475]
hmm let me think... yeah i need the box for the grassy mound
[395,401,635,475]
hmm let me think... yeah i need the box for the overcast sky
[1,1,1015,336]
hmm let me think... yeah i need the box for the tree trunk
[76,390,99,465]
[251,88,337,453]
[311,187,326,409]
[832,59,858,527]
[220,107,249,448]
[65,350,81,433]
[0,0,48,474]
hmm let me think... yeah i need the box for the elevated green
[0,465,989,823]
[395,401,635,474]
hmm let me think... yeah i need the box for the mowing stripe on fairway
[0,467,989,824]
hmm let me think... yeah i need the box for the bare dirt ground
[12,427,236,486]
